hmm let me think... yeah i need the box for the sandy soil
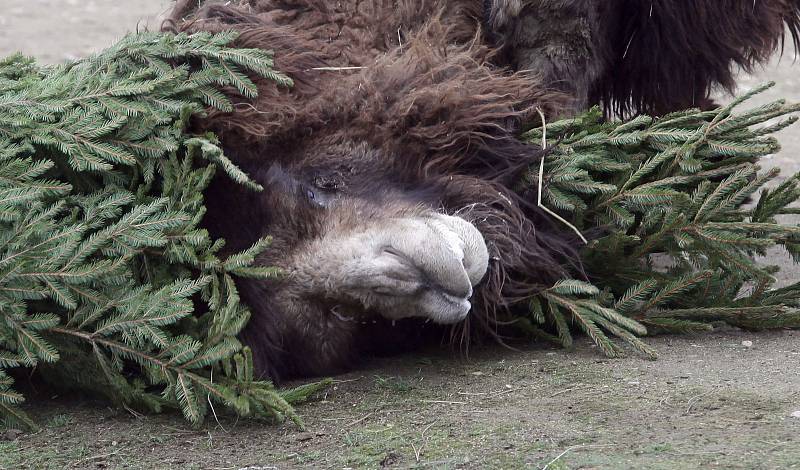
[1,2,799,469]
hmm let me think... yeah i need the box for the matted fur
[165,0,797,380]
[484,0,800,116]
[591,0,800,115]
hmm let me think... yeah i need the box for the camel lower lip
[440,292,471,311]
[424,291,472,324]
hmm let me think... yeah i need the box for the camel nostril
[380,246,410,264]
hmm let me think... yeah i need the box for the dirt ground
[1,2,799,469]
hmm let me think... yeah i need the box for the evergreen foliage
[521,82,800,356]
[0,31,328,430]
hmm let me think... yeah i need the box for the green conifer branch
[0,31,324,430]
[521,83,800,357]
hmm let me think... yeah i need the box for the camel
[164,0,800,380]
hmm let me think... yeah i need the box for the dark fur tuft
[590,0,800,116]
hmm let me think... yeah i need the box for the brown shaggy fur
[164,0,797,381]
[487,0,800,115]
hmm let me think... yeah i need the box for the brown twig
[412,421,438,462]
[421,400,467,405]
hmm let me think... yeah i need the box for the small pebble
[295,432,314,442]
[791,411,800,419]
[741,340,753,348]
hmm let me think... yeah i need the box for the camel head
[255,156,489,325]
[201,36,576,379]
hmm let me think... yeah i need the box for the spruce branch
[0,31,319,430]
[521,82,800,356]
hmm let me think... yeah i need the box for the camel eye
[306,188,331,208]
[308,174,344,208]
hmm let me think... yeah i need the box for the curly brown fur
[486,0,800,116]
[486,0,607,113]
[589,0,800,116]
